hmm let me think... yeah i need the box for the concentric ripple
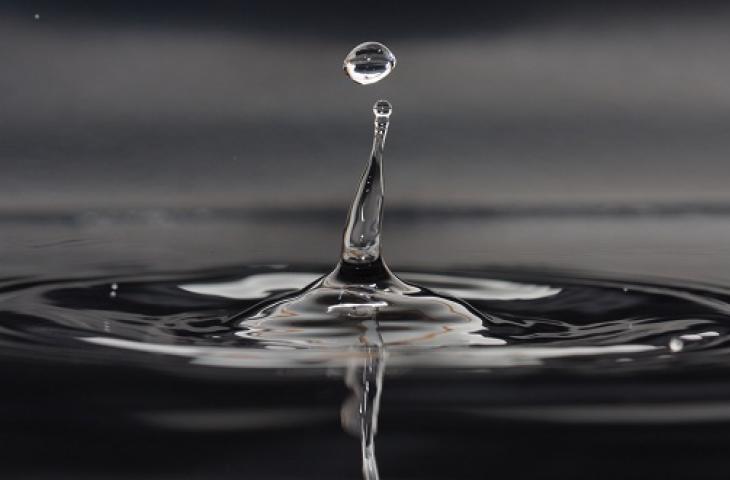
[1,266,730,371]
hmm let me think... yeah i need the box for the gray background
[2,2,730,211]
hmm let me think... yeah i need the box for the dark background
[2,1,730,211]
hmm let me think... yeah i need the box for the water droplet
[34,13,40,20]
[344,42,396,85]
[669,337,684,353]
[373,100,392,118]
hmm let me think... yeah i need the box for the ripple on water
[1,266,729,372]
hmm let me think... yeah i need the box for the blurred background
[3,0,730,212]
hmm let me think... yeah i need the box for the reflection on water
[342,346,386,480]
[3,264,730,477]
[0,267,723,370]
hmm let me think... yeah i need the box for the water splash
[2,34,730,480]
[233,100,495,351]
[342,100,391,264]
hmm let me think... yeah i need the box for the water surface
[3,210,730,479]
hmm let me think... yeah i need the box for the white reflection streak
[180,273,321,299]
[402,273,562,300]
[80,336,657,369]
[328,302,388,314]
[180,272,562,301]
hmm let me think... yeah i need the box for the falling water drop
[344,42,396,85]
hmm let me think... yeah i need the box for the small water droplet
[373,100,392,118]
[669,337,684,353]
[344,42,396,85]
[34,13,40,20]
